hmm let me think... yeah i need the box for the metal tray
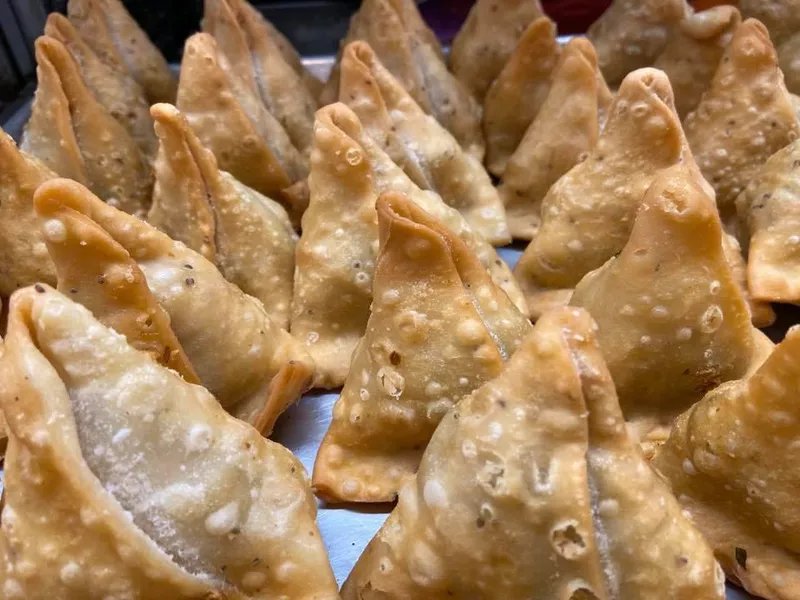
[0,54,762,599]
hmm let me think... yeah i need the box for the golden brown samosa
[291,103,526,388]
[587,0,687,86]
[203,0,317,156]
[339,41,510,245]
[721,231,777,328]
[684,18,800,222]
[342,307,725,600]
[449,0,545,101]
[738,0,800,46]
[499,38,606,240]
[736,139,800,303]
[570,164,767,444]
[67,0,177,104]
[779,32,800,96]
[34,178,313,435]
[514,68,690,319]
[0,285,339,599]
[483,16,561,177]
[176,33,308,221]
[0,130,57,297]
[313,192,530,503]
[23,36,152,218]
[44,13,156,158]
[653,324,800,600]
[653,5,742,118]
[148,103,297,329]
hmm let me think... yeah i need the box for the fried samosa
[339,41,510,245]
[779,33,800,95]
[736,139,800,303]
[514,68,690,319]
[571,164,768,444]
[498,38,607,241]
[44,13,156,158]
[449,0,545,101]
[483,16,561,177]
[292,103,526,388]
[653,5,742,119]
[176,33,308,221]
[324,0,484,160]
[653,324,800,600]
[313,192,530,503]
[587,0,687,87]
[34,178,314,435]
[0,285,339,599]
[148,103,297,329]
[738,0,800,46]
[342,306,725,600]
[203,0,317,156]
[67,0,176,104]
[684,18,800,222]
[23,36,153,218]
[0,130,57,297]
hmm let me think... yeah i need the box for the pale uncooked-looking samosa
[0,130,56,297]
[514,68,690,319]
[684,18,800,222]
[313,192,530,503]
[342,306,726,600]
[653,324,800,600]
[203,0,317,156]
[291,103,527,388]
[148,103,297,329]
[323,0,484,161]
[653,5,742,118]
[737,139,800,303]
[44,12,157,158]
[67,0,177,104]
[449,0,545,101]
[587,0,687,86]
[499,38,608,240]
[176,33,308,222]
[571,164,772,444]
[23,36,153,218]
[738,0,800,46]
[34,179,314,435]
[483,16,561,177]
[339,41,510,245]
[0,285,339,599]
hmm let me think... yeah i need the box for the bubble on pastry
[677,327,693,342]
[186,424,213,453]
[342,478,361,497]
[699,305,724,333]
[550,520,588,559]
[242,570,268,591]
[204,501,240,536]
[42,218,67,243]
[423,479,448,509]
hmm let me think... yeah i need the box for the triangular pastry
[323,0,484,160]
[738,0,800,46]
[67,0,177,104]
[339,41,510,245]
[23,36,153,218]
[449,0,545,101]
[514,68,690,319]
[291,103,527,388]
[587,0,687,86]
[176,33,308,222]
[720,231,777,328]
[736,139,800,303]
[148,103,297,329]
[204,0,317,156]
[312,192,531,503]
[570,164,767,443]
[0,130,57,297]
[684,18,800,222]
[653,5,742,118]
[498,38,606,241]
[653,324,800,600]
[34,178,314,435]
[342,306,725,599]
[483,16,561,177]
[44,13,156,158]
[0,285,339,599]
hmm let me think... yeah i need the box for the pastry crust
[339,41,510,245]
[738,0,800,46]
[0,285,338,599]
[778,33,800,96]
[342,307,725,600]
[312,192,530,503]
